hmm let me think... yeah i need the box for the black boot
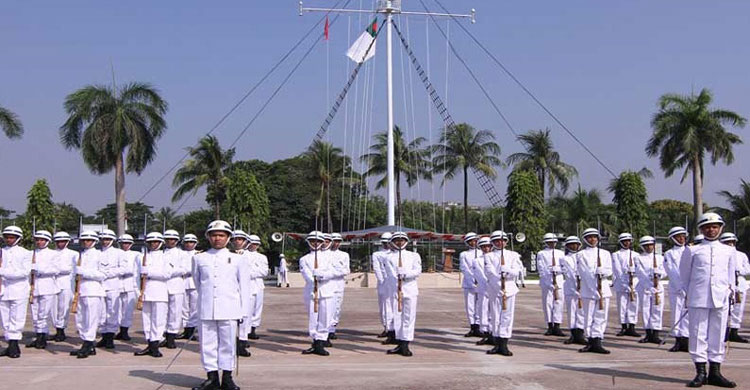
[177,326,196,340]
[649,330,663,344]
[464,325,475,337]
[387,340,404,355]
[551,323,566,337]
[165,333,177,349]
[400,340,413,357]
[571,329,587,345]
[301,341,316,355]
[498,337,513,356]
[476,332,493,345]
[639,329,652,344]
[680,336,690,352]
[329,331,338,340]
[192,371,220,390]
[324,334,333,348]
[625,323,641,337]
[382,330,397,345]
[36,333,47,349]
[313,339,330,356]
[707,362,736,388]
[687,362,707,388]
[589,338,610,354]
[76,341,94,359]
[150,341,163,358]
[377,329,388,338]
[248,327,259,340]
[616,324,627,336]
[236,339,251,357]
[220,370,240,390]
[95,334,108,348]
[114,327,131,341]
[487,336,501,354]
[668,337,681,352]
[727,328,749,343]
[135,341,154,356]
[578,338,593,353]
[26,333,42,349]
[105,332,115,349]
[544,322,554,336]
[2,340,21,358]
[564,329,576,345]
[53,327,66,342]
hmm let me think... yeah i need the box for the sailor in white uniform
[680,213,737,388]
[70,230,106,359]
[178,233,200,341]
[485,231,522,356]
[134,232,170,358]
[51,231,77,342]
[114,234,139,342]
[246,234,268,341]
[719,232,749,344]
[561,236,587,345]
[231,230,253,357]
[161,229,188,349]
[328,233,350,340]
[635,235,666,344]
[96,229,124,350]
[576,228,613,354]
[374,233,394,340]
[536,233,566,337]
[383,231,421,357]
[27,230,60,350]
[612,233,640,337]
[664,226,690,352]
[473,235,491,344]
[459,232,482,337]
[191,220,249,390]
[300,231,336,356]
[277,254,289,288]
[0,226,31,358]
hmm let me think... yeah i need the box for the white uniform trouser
[689,305,730,363]
[476,289,489,333]
[541,286,563,324]
[142,301,168,341]
[394,295,417,341]
[582,297,610,339]
[0,299,28,340]
[76,297,103,342]
[330,288,344,331]
[102,290,121,333]
[616,291,639,324]
[243,293,257,339]
[277,271,288,285]
[669,290,690,337]
[565,294,585,329]
[183,289,200,328]
[640,292,664,330]
[118,291,136,328]
[306,295,334,341]
[380,286,395,331]
[490,294,516,338]
[167,293,185,334]
[31,295,57,333]
[200,320,238,372]
[729,291,747,328]
[463,288,478,325]
[53,288,73,329]
[251,288,263,327]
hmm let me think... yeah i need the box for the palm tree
[60,82,168,236]
[432,123,502,230]
[361,126,432,221]
[172,135,235,219]
[716,180,750,252]
[646,88,746,228]
[506,128,578,201]
[305,140,352,232]
[0,105,24,140]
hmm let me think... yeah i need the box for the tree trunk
[326,180,332,233]
[539,169,546,202]
[115,152,126,237]
[463,165,469,231]
[214,201,221,220]
[692,155,703,233]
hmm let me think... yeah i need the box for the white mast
[300,0,475,226]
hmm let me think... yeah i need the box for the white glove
[550,265,562,273]
[497,289,505,297]
[313,269,324,279]
[592,290,601,300]
[679,289,688,299]
[573,290,581,299]
[628,266,636,274]
[397,267,406,277]
[649,287,658,295]
[595,267,607,276]
[500,265,514,275]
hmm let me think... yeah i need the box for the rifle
[596,245,604,310]
[28,248,37,304]
[313,248,319,313]
[500,247,507,311]
[551,248,559,301]
[397,248,404,312]
[70,251,83,314]
[652,249,660,306]
[628,249,636,302]
[576,274,583,309]
[735,271,742,304]
[136,249,148,311]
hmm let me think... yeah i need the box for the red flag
[324,16,329,40]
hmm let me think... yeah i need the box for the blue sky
[1,1,749,217]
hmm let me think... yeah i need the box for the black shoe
[324,334,333,348]
[95,334,108,348]
[387,340,404,355]
[544,322,554,336]
[236,339,251,357]
[313,339,329,356]
[248,327,259,340]
[36,333,47,349]
[639,329,652,344]
[727,328,749,343]
[400,341,413,357]
[707,362,736,388]
[377,330,388,338]
[192,371,220,390]
[564,329,576,345]
[668,337,681,352]
[589,338,610,354]
[578,338,593,353]
[680,336,690,352]
[687,362,707,388]
[114,327,131,341]
[165,333,177,349]
[625,323,641,337]
[53,328,66,342]
[135,342,154,356]
[498,337,513,356]
[2,340,20,358]
[329,332,338,340]
[551,323,566,337]
[26,333,42,349]
[220,370,240,390]
[382,330,397,345]
[105,332,115,349]
[487,338,501,354]
[464,326,475,337]
[76,341,94,359]
[301,341,316,355]
[573,329,588,345]
[649,330,662,344]
[177,327,196,340]
[286,284,290,288]
[616,324,627,336]
[150,341,163,358]
[476,332,493,345]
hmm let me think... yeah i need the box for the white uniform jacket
[141,250,170,302]
[300,250,337,299]
[560,253,580,295]
[664,246,686,294]
[32,247,61,296]
[183,249,197,290]
[635,252,665,295]
[484,249,522,298]
[372,249,389,286]
[382,249,421,298]
[120,250,140,293]
[249,251,269,292]
[330,249,351,291]
[55,248,77,292]
[459,249,480,291]
[99,246,125,293]
[0,245,32,301]
[575,246,613,300]
[193,248,250,320]
[679,240,736,309]
[732,250,749,293]
[612,248,639,293]
[536,248,565,290]
[77,248,106,298]
[163,247,188,295]
[472,252,489,292]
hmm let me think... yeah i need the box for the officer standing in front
[576,228,613,354]
[383,231,422,357]
[70,230,106,359]
[96,229,124,350]
[191,220,249,390]
[134,232,170,358]
[0,226,32,358]
[680,213,737,388]
[485,231,522,357]
[459,232,481,337]
[300,231,336,356]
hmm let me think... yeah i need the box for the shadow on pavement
[129,369,202,389]
[546,363,686,384]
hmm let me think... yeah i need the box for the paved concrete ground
[2,286,749,390]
